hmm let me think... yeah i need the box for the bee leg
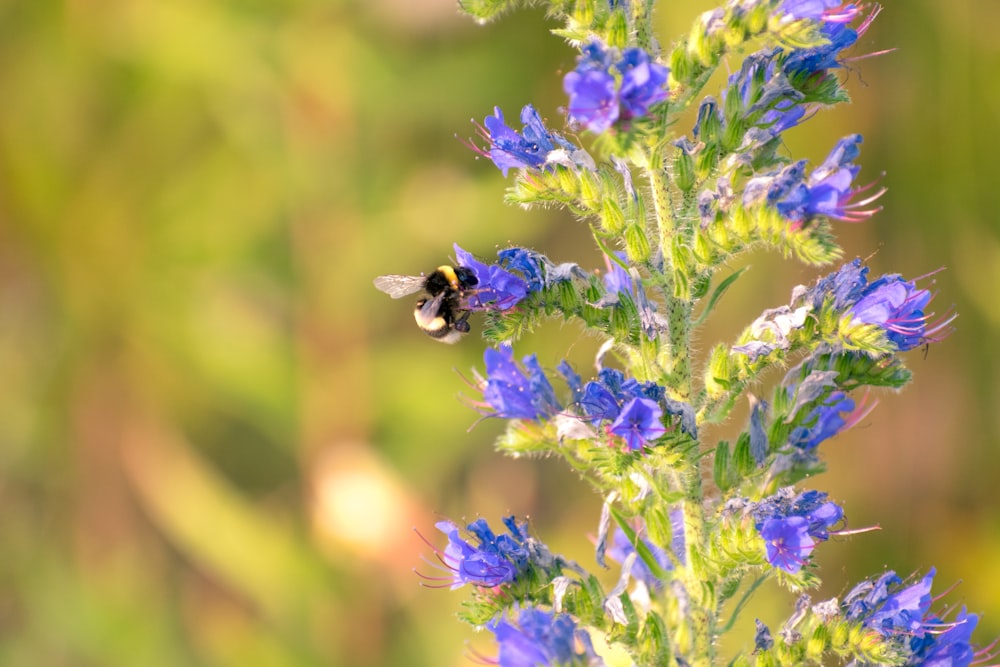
[453,310,472,334]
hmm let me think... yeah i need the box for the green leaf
[693,266,749,327]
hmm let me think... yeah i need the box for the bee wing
[373,274,426,299]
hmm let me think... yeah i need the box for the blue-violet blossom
[806,259,956,351]
[454,243,530,310]
[742,134,884,227]
[779,0,863,24]
[564,42,669,134]
[750,489,844,573]
[489,606,604,667]
[843,568,982,667]
[788,390,858,451]
[432,517,535,589]
[479,347,562,421]
[476,105,586,177]
[849,273,954,351]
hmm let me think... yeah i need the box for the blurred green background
[0,0,997,665]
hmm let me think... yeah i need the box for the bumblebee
[373,265,479,344]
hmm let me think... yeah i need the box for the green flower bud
[624,222,651,263]
[600,198,626,234]
[674,148,696,192]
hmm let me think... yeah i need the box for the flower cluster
[844,568,982,665]
[806,258,956,351]
[742,135,883,226]
[475,104,592,177]
[567,367,668,450]
[489,606,603,667]
[426,516,551,589]
[474,350,697,451]
[728,257,954,378]
[454,244,531,311]
[478,346,562,421]
[779,0,863,23]
[563,43,669,134]
[384,1,990,664]
[747,488,844,573]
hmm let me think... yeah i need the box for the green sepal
[560,573,612,630]
[765,14,828,50]
[480,271,647,347]
[605,5,630,48]
[625,222,652,263]
[731,431,756,477]
[600,197,627,235]
[703,342,736,406]
[712,440,733,492]
[693,203,843,271]
[674,147,696,192]
[637,612,673,666]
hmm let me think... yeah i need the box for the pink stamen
[822,3,864,23]
[841,390,878,432]
[855,3,881,36]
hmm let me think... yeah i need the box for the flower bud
[674,148,696,192]
[624,222,651,263]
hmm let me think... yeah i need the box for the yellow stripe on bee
[437,265,460,290]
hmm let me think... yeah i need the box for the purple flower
[750,488,844,573]
[867,568,935,634]
[564,42,669,134]
[843,568,983,666]
[743,135,883,226]
[728,49,807,136]
[454,243,529,310]
[576,369,663,422]
[564,43,620,133]
[432,517,533,589]
[478,347,562,421]
[476,105,581,177]
[779,0,863,23]
[782,22,859,78]
[909,608,979,667]
[609,397,667,450]
[568,366,697,442]
[805,260,955,351]
[801,134,884,223]
[490,607,602,667]
[759,516,815,573]
[805,258,870,310]
[498,247,546,292]
[602,252,633,296]
[788,390,856,451]
[578,380,622,424]
[617,48,670,121]
[850,274,953,351]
